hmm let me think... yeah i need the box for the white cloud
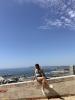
[37,0,75,29]
[68,10,75,18]
[13,0,75,29]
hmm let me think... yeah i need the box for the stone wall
[0,75,75,100]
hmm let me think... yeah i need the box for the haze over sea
[0,66,69,78]
[0,66,56,77]
[0,67,33,77]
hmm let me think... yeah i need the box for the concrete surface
[0,75,75,100]
[36,96,75,100]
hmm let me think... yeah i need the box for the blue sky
[0,0,75,68]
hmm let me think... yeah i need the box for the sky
[0,0,75,68]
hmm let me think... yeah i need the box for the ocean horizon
[0,66,69,78]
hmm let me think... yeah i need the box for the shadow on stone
[43,85,64,100]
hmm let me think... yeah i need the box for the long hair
[35,64,41,71]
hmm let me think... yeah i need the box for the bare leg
[42,77,49,89]
[37,77,49,89]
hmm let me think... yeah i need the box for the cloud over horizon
[14,0,75,29]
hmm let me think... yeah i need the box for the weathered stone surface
[0,75,75,100]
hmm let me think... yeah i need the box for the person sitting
[33,64,49,95]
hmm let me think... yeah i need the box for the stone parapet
[0,75,75,99]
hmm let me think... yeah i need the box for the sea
[0,66,69,78]
[0,66,54,78]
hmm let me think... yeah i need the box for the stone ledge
[0,75,75,100]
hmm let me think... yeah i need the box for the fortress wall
[0,75,75,99]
